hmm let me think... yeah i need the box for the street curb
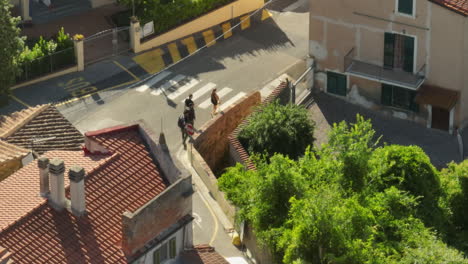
[134,8,274,68]
[176,146,235,231]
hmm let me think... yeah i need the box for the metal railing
[344,47,426,89]
[16,47,76,83]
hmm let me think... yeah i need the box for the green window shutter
[337,74,347,96]
[384,33,395,68]
[403,36,415,73]
[169,238,177,258]
[398,0,414,15]
[153,249,161,264]
[381,84,393,106]
[327,72,337,94]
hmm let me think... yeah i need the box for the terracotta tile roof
[1,105,84,154]
[180,245,229,264]
[0,125,168,263]
[0,150,109,230]
[0,140,29,163]
[429,0,468,16]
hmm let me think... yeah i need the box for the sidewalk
[176,146,250,263]
[309,92,461,169]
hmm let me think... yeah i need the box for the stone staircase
[31,0,91,24]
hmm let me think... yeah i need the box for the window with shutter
[169,238,177,258]
[153,249,160,264]
[398,0,414,16]
[381,84,418,112]
[381,84,393,106]
[327,72,347,96]
[384,33,395,69]
[403,36,415,73]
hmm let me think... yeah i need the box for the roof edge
[85,124,139,137]
[0,104,51,139]
[428,0,468,17]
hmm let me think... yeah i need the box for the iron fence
[16,47,75,83]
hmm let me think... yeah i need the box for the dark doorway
[432,106,449,131]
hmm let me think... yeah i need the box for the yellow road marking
[54,80,138,107]
[113,61,140,81]
[10,95,30,107]
[221,22,232,39]
[240,15,251,30]
[167,42,182,63]
[196,184,219,246]
[202,30,216,47]
[133,48,166,74]
[181,36,197,54]
[261,9,273,21]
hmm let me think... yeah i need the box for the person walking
[178,114,188,149]
[184,94,194,109]
[211,88,220,117]
[184,94,196,126]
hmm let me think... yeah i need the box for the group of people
[178,88,220,149]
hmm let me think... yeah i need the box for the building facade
[309,0,468,133]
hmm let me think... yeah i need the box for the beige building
[309,0,468,133]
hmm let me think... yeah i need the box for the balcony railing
[344,47,426,90]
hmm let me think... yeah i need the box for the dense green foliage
[117,0,233,33]
[0,0,24,106]
[219,115,468,264]
[17,28,75,82]
[238,101,315,160]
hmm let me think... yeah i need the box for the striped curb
[133,9,274,74]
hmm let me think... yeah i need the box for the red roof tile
[180,245,229,264]
[0,125,168,263]
[0,140,29,163]
[429,0,468,16]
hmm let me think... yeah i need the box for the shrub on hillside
[238,100,315,160]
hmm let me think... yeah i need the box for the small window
[169,238,177,258]
[397,0,414,16]
[381,84,419,112]
[153,243,168,264]
[153,249,160,264]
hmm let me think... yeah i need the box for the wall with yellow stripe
[133,9,273,74]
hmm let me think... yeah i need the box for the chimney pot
[37,157,50,197]
[37,157,49,169]
[49,159,66,210]
[49,159,65,174]
[69,166,85,182]
[68,166,86,216]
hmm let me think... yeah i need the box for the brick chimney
[0,246,13,264]
[68,166,86,216]
[37,157,49,197]
[48,159,66,210]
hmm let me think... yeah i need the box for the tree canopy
[238,100,315,160]
[0,0,24,105]
[219,115,468,264]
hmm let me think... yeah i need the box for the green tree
[0,0,24,105]
[238,100,315,160]
[368,145,447,232]
[325,115,379,192]
[219,115,468,264]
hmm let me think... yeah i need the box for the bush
[118,0,234,34]
[238,100,315,160]
[16,27,75,82]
